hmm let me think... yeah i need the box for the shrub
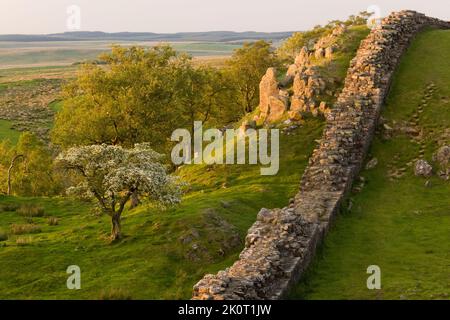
[98,288,132,300]
[47,217,59,226]
[10,224,41,235]
[16,236,32,246]
[0,229,8,241]
[0,203,20,212]
[17,204,45,217]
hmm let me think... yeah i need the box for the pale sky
[1,0,449,34]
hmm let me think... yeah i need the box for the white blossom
[56,143,182,215]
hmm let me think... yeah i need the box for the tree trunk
[111,213,122,241]
[129,190,140,210]
[7,154,24,196]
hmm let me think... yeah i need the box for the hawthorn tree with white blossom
[56,143,182,240]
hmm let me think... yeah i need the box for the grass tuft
[17,204,45,218]
[10,224,41,235]
[98,288,132,300]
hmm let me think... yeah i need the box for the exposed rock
[220,200,231,208]
[366,158,378,170]
[433,145,450,180]
[433,145,450,166]
[290,96,306,113]
[325,46,334,59]
[240,119,256,131]
[286,63,298,77]
[313,25,346,60]
[257,68,289,122]
[294,47,309,67]
[288,110,302,121]
[414,160,433,177]
[293,73,307,96]
[267,96,288,122]
[315,47,325,59]
[318,101,328,114]
[332,25,346,36]
[258,68,279,118]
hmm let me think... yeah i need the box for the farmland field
[0,41,240,69]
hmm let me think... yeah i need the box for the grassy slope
[0,120,323,299]
[290,29,450,300]
[0,119,20,145]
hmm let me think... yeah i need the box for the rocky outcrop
[258,25,347,123]
[433,145,450,180]
[258,68,288,122]
[313,25,347,60]
[192,11,450,300]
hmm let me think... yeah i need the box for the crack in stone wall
[192,11,450,300]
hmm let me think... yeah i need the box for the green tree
[174,61,231,134]
[345,12,371,26]
[52,44,236,153]
[1,132,60,196]
[224,40,279,114]
[52,45,185,152]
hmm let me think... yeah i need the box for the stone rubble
[414,159,433,178]
[192,11,450,300]
[433,145,450,180]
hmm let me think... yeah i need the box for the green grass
[0,119,20,144]
[49,100,63,113]
[289,29,450,300]
[0,119,324,299]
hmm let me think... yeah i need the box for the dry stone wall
[192,11,450,300]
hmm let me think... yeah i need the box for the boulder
[288,110,302,121]
[240,120,256,131]
[259,68,279,118]
[293,73,307,96]
[267,96,288,122]
[315,47,325,59]
[433,145,450,180]
[325,46,334,59]
[433,145,450,166]
[294,47,309,67]
[286,64,298,78]
[290,96,306,112]
[365,158,378,170]
[318,101,328,113]
[414,160,433,177]
[332,25,346,36]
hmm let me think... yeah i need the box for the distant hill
[0,31,294,43]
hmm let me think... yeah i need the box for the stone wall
[192,11,450,300]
